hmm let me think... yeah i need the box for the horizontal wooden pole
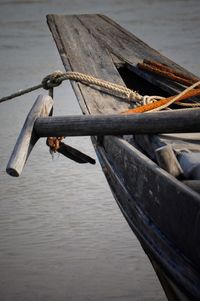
[34,108,200,137]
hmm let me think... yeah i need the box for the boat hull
[92,135,200,300]
[47,13,200,300]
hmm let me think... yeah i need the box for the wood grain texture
[103,135,200,270]
[46,15,200,298]
[47,14,130,115]
[35,108,200,137]
[47,14,199,114]
[6,95,54,177]
[95,136,200,298]
[155,145,183,177]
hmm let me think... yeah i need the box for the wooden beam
[155,145,183,178]
[34,108,200,137]
[6,95,54,177]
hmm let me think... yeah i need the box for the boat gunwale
[93,135,200,300]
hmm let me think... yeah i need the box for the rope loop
[1,68,200,110]
[42,70,64,90]
[128,91,143,101]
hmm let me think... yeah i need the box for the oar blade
[58,142,96,165]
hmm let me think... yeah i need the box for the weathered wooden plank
[155,145,183,177]
[6,95,54,177]
[47,14,199,116]
[34,109,200,137]
[47,14,130,115]
[75,14,199,95]
[77,14,163,65]
[78,14,198,76]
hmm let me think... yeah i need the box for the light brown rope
[51,71,144,101]
[0,70,152,104]
[1,70,200,111]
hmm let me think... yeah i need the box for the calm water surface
[0,1,200,300]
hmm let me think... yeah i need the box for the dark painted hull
[92,136,200,300]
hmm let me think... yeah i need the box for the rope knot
[42,71,64,90]
[128,91,143,101]
[47,136,64,153]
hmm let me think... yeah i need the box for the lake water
[0,1,199,300]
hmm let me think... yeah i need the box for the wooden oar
[57,142,96,164]
[46,137,96,164]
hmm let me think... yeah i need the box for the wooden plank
[76,14,165,65]
[6,95,54,177]
[74,14,199,95]
[47,14,200,115]
[35,108,200,137]
[47,14,130,115]
[155,145,183,177]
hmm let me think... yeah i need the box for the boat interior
[108,61,200,193]
[46,14,200,194]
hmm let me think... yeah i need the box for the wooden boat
[45,14,200,300]
[6,14,200,300]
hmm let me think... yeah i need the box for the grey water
[0,0,199,300]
